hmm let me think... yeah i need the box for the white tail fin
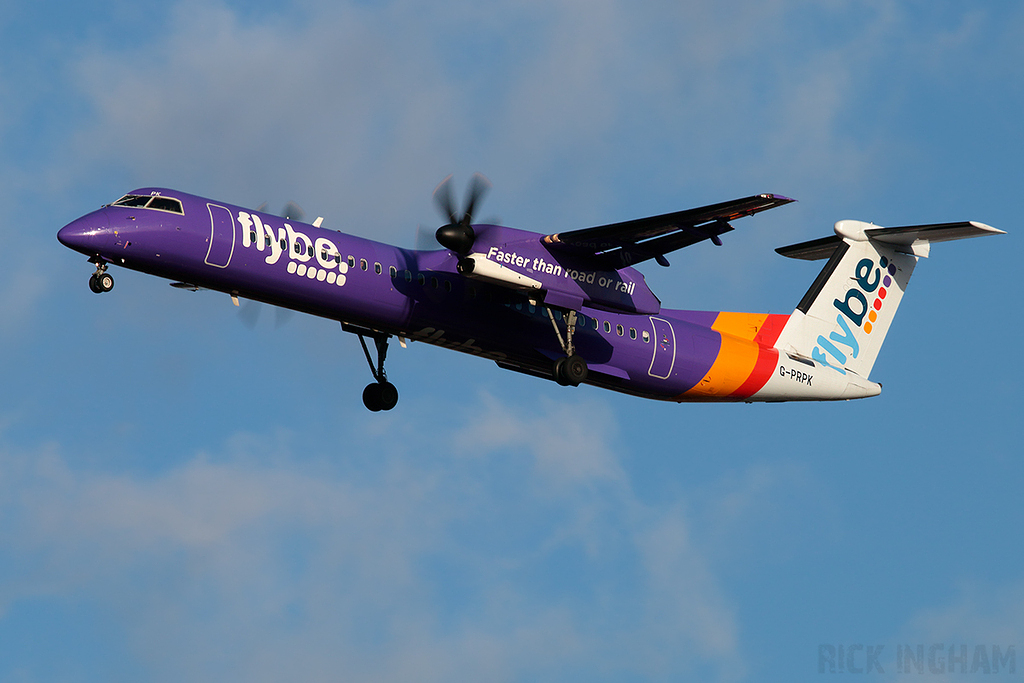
[773,220,1004,379]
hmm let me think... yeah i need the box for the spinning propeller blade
[280,201,305,222]
[433,173,491,255]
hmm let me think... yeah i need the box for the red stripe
[731,345,779,399]
[732,314,788,399]
[753,313,789,347]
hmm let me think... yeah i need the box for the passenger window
[294,241,301,254]
[280,238,287,250]
[417,273,426,286]
[591,318,599,330]
[642,330,650,343]
[629,327,637,340]
[389,266,397,278]
[360,259,367,271]
[348,256,355,268]
[374,262,382,275]
[603,321,611,333]
[616,324,624,336]
[250,230,257,243]
[431,277,439,289]
[265,236,272,247]
[444,280,452,293]
[307,245,313,257]
[404,270,412,282]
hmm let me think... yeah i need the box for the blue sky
[1,1,1022,681]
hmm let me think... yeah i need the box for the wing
[541,193,794,268]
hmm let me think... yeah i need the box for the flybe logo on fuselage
[813,255,898,374]
[236,211,348,286]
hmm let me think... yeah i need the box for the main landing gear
[88,260,114,294]
[348,324,399,412]
[546,307,588,387]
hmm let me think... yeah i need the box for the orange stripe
[683,331,760,398]
[683,312,791,399]
[712,312,769,342]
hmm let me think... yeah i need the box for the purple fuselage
[58,188,754,401]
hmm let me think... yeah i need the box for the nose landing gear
[88,260,114,293]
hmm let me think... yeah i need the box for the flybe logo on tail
[813,256,898,374]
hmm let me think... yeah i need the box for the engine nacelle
[459,253,543,291]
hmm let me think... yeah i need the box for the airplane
[57,175,1004,411]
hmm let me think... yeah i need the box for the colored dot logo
[864,257,897,334]
[287,259,348,286]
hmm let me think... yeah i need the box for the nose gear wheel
[88,260,113,293]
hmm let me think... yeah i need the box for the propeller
[433,173,490,255]
[236,201,306,329]
[280,201,305,222]
[415,224,442,250]
[254,201,306,223]
[238,298,295,330]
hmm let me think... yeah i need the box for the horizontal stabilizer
[778,220,1004,261]
[775,235,843,261]
[864,221,1005,246]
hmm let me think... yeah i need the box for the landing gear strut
[354,328,399,411]
[546,307,588,387]
[88,259,114,294]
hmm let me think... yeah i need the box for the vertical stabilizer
[773,219,1003,379]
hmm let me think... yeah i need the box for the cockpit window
[113,195,151,208]
[112,194,185,214]
[147,196,183,213]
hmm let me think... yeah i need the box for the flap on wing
[542,193,794,268]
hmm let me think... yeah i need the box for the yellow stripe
[684,331,761,397]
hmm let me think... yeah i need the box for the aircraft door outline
[205,203,235,268]
[648,316,676,379]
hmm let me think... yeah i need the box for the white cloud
[901,581,1024,650]
[0,391,792,681]
[0,250,49,347]
[453,391,626,487]
[62,0,930,246]
[882,581,1024,680]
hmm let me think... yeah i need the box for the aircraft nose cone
[58,209,110,254]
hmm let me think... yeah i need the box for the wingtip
[968,221,1006,235]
